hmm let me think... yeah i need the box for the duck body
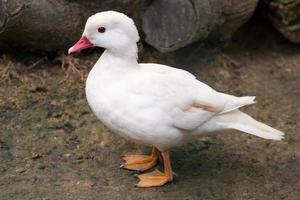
[85,49,283,151]
[69,11,285,187]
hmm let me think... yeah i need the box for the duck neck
[104,42,139,62]
[90,43,139,82]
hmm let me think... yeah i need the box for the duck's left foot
[135,150,174,188]
[121,147,158,172]
[135,169,173,188]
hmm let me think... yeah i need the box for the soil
[0,19,299,200]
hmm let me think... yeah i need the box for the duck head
[68,11,140,57]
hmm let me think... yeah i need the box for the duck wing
[128,63,255,131]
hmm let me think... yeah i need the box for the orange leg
[121,147,159,172]
[135,150,174,188]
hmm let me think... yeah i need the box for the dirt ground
[0,19,299,200]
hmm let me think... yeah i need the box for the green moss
[287,22,300,31]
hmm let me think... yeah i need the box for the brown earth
[0,19,299,200]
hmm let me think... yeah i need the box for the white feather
[198,110,284,140]
[82,11,285,151]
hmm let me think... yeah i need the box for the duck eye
[98,27,106,33]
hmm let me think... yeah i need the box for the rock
[15,167,26,173]
[143,0,258,52]
[263,0,300,44]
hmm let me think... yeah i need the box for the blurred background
[0,0,299,199]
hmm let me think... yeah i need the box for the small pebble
[15,167,26,174]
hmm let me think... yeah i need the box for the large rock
[143,0,258,52]
[264,0,300,44]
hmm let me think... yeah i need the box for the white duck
[68,11,285,188]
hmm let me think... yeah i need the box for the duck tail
[216,109,285,140]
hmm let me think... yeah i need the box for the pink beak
[68,36,93,54]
